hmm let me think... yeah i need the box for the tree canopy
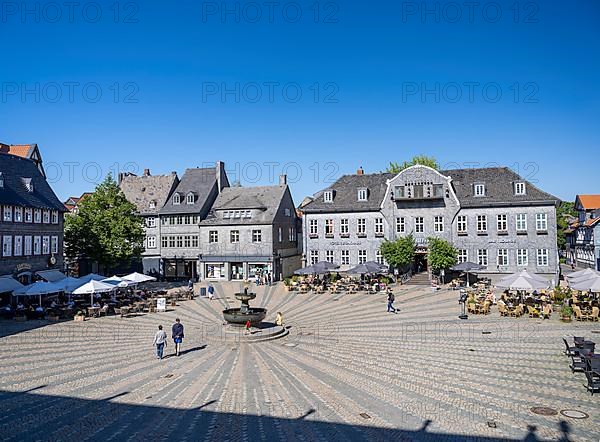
[427,237,457,272]
[379,235,415,271]
[556,200,577,251]
[65,175,145,273]
[386,155,439,174]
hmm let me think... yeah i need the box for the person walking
[153,325,167,359]
[387,291,397,314]
[267,273,272,286]
[207,284,215,300]
[172,318,184,357]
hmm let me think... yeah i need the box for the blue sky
[1,0,599,204]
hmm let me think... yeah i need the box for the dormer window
[23,178,34,193]
[323,190,334,203]
[474,183,485,197]
[223,211,231,219]
[173,193,181,205]
[149,200,157,210]
[357,188,368,201]
[186,193,195,205]
[515,182,526,195]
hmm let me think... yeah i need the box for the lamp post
[458,290,468,320]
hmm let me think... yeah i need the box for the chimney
[279,174,287,186]
[357,167,364,176]
[144,168,151,176]
[216,161,225,193]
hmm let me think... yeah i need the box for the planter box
[74,315,85,322]
[561,316,572,323]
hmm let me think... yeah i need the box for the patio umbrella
[54,276,83,293]
[294,261,340,275]
[567,268,599,280]
[78,273,107,283]
[568,271,600,284]
[570,276,600,292]
[72,280,115,305]
[103,277,137,288]
[123,272,157,283]
[496,270,548,287]
[495,275,549,291]
[347,261,387,275]
[13,281,63,305]
[451,262,484,287]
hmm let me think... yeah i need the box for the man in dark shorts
[172,318,184,356]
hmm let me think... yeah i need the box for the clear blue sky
[2,0,599,204]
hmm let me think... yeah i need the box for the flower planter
[561,316,572,323]
[74,315,85,322]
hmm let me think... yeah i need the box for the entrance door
[414,253,428,273]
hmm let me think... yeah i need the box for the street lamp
[458,290,468,320]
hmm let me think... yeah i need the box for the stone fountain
[223,287,267,326]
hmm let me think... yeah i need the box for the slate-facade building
[566,195,600,271]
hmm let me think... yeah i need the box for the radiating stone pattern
[1,284,599,441]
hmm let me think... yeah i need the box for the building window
[169,236,176,248]
[184,236,191,248]
[357,218,366,235]
[147,217,156,228]
[477,249,488,267]
[51,236,58,254]
[252,230,262,243]
[34,209,41,223]
[230,230,239,243]
[147,236,156,248]
[474,183,485,197]
[278,227,283,242]
[33,236,41,255]
[325,219,334,235]
[457,215,467,234]
[24,236,32,256]
[358,250,367,264]
[173,193,181,205]
[176,236,183,248]
[497,249,508,267]
[186,193,195,205]
[516,214,527,232]
[434,216,444,233]
[51,210,59,224]
[2,236,12,257]
[375,218,384,235]
[43,210,50,223]
[309,219,318,235]
[457,249,468,263]
[161,236,168,248]
[415,217,424,233]
[537,249,549,266]
[517,249,528,266]
[14,236,23,256]
[42,236,50,255]
[149,200,157,210]
[209,231,218,243]
[25,208,32,223]
[497,214,508,232]
[341,250,350,265]
[192,236,199,248]
[326,250,334,263]
[536,213,548,232]
[323,190,333,203]
[396,217,405,234]
[357,188,368,201]
[376,250,384,265]
[12,207,23,223]
[310,250,319,265]
[477,215,487,233]
[515,182,526,195]
[288,227,294,242]
[284,208,291,217]
[3,206,12,222]
[340,219,349,235]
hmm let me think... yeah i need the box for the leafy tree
[65,175,145,273]
[380,235,415,271]
[427,237,457,272]
[556,201,577,251]
[387,155,439,174]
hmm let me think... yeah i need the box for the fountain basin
[223,308,267,326]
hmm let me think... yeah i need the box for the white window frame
[33,236,41,255]
[209,231,219,243]
[323,190,333,203]
[497,214,508,232]
[358,250,367,264]
[3,236,12,257]
[415,217,424,233]
[325,219,334,235]
[458,249,468,263]
[325,250,335,263]
[309,219,318,235]
[396,217,405,234]
[536,213,548,232]
[357,188,368,201]
[474,183,485,197]
[341,250,350,266]
[357,218,366,235]
[477,249,488,267]
[186,193,195,205]
[434,216,444,233]
[24,236,32,256]
[340,219,349,235]
[477,215,487,232]
[515,182,526,195]
[517,249,528,266]
[278,227,283,243]
[147,217,156,228]
[51,210,59,224]
[51,235,58,254]
[3,206,12,222]
[457,215,467,233]
[310,250,319,265]
[497,249,509,267]
[252,230,262,243]
[43,210,50,224]
[146,236,157,249]
[34,209,41,223]
[42,236,50,255]
[537,248,549,266]
[376,250,384,265]
[173,193,181,205]
[516,213,527,232]
[230,230,240,243]
[25,208,33,223]
[375,218,384,235]
[14,207,23,223]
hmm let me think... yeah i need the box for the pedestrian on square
[387,290,397,314]
[244,319,251,335]
[172,318,184,357]
[268,273,272,285]
[153,325,167,359]
[208,284,215,300]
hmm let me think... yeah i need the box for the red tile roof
[0,144,34,158]
[578,195,600,210]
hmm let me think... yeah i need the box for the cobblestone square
[1,285,599,441]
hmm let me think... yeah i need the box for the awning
[36,269,67,282]
[0,276,25,294]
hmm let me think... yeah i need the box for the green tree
[379,235,415,271]
[556,201,577,251]
[386,155,439,174]
[427,237,457,272]
[65,175,145,273]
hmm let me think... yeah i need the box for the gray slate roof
[0,154,65,211]
[440,167,559,208]
[201,185,288,225]
[120,173,178,215]
[301,172,394,213]
[159,168,218,215]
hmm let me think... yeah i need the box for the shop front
[163,258,198,281]
[199,255,273,281]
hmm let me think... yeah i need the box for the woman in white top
[153,325,168,359]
